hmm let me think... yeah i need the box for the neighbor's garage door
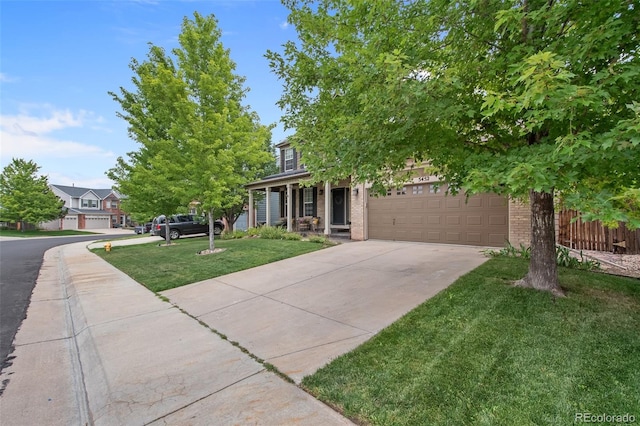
[63,216,78,230]
[84,215,110,229]
[368,183,508,247]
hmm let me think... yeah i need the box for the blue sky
[1,0,295,188]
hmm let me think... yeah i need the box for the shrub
[555,245,601,270]
[486,242,600,271]
[246,227,261,237]
[308,235,328,244]
[283,232,302,241]
[222,230,247,240]
[259,226,287,239]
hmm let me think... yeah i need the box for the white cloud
[7,107,83,134]
[0,105,115,161]
[0,73,18,83]
[279,21,289,30]
[0,129,115,159]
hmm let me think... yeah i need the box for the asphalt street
[0,234,129,374]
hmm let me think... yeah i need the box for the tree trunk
[515,189,564,297]
[164,219,171,245]
[208,209,215,251]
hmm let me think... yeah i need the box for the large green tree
[110,12,273,249]
[268,0,640,295]
[0,158,66,230]
[108,43,192,244]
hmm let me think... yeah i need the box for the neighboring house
[247,139,532,247]
[40,184,129,230]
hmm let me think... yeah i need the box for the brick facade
[508,199,531,247]
[350,183,366,240]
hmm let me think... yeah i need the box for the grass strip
[93,236,328,292]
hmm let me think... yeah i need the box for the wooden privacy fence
[558,210,640,254]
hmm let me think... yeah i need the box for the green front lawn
[303,257,640,426]
[0,229,100,237]
[93,236,328,292]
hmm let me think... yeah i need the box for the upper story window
[82,199,98,208]
[110,201,118,209]
[284,148,294,171]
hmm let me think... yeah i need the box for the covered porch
[246,173,352,237]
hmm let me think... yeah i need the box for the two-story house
[247,139,532,247]
[246,139,365,239]
[41,184,129,230]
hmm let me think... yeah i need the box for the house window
[429,184,439,193]
[82,199,98,208]
[412,185,423,195]
[110,201,118,209]
[396,186,407,195]
[284,148,294,171]
[303,187,314,216]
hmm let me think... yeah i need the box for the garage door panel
[427,200,441,209]
[466,198,483,208]
[369,186,508,247]
[369,227,394,239]
[427,231,443,242]
[489,196,507,208]
[394,201,408,211]
[467,215,482,226]
[446,232,461,242]
[410,216,423,225]
[446,216,460,225]
[410,200,423,210]
[489,233,507,246]
[446,199,461,209]
[427,216,441,225]
[489,215,507,226]
[467,233,482,244]
[395,215,408,225]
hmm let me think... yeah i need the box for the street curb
[57,246,93,425]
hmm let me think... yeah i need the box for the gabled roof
[51,184,117,200]
[94,189,116,199]
[275,139,292,148]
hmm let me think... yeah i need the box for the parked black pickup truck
[151,214,224,240]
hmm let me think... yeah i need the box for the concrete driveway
[162,240,490,383]
[1,238,490,425]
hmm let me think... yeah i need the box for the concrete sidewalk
[0,238,489,425]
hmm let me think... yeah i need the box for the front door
[331,188,349,225]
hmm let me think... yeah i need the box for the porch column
[324,181,331,235]
[286,183,293,232]
[265,186,271,226]
[248,189,254,228]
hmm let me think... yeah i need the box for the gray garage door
[368,183,508,247]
